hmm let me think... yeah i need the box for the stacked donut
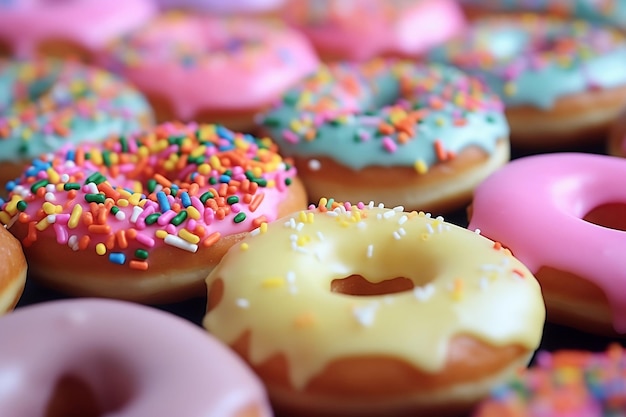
[1,1,626,417]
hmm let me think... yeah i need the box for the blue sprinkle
[180,191,191,208]
[156,191,170,212]
[0,198,4,206]
[5,180,16,192]
[216,125,234,140]
[109,253,126,265]
[219,174,231,183]
[66,149,75,162]
[32,159,51,170]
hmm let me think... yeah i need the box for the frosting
[461,0,626,29]
[155,0,286,13]
[99,12,320,121]
[428,15,626,109]
[468,152,626,333]
[474,344,626,417]
[0,298,272,416]
[203,202,545,389]
[281,0,466,61]
[259,60,509,172]
[0,122,299,271]
[0,0,156,59]
[0,59,152,166]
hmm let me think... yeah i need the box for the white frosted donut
[204,201,546,417]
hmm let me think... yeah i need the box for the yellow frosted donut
[203,201,546,417]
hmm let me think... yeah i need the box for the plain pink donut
[0,299,273,417]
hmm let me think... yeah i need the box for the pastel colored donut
[0,298,272,417]
[0,225,27,314]
[281,0,466,61]
[204,202,546,417]
[0,58,153,192]
[258,60,510,213]
[0,122,307,303]
[428,15,626,148]
[99,12,319,132]
[155,0,285,13]
[468,152,626,335]
[0,0,156,61]
[460,0,626,30]
[473,344,626,417]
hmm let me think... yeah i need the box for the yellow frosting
[203,203,546,390]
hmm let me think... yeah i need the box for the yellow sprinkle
[35,218,50,231]
[0,212,11,225]
[452,279,464,302]
[128,193,142,206]
[209,155,221,169]
[42,202,61,215]
[294,312,316,328]
[197,163,211,175]
[307,212,315,223]
[296,235,310,247]
[420,233,430,241]
[95,243,107,256]
[186,206,200,220]
[68,204,82,229]
[503,82,517,96]
[155,230,168,239]
[298,211,308,223]
[4,195,22,215]
[46,168,60,184]
[190,145,206,158]
[240,242,249,251]
[260,222,268,234]
[178,229,200,244]
[262,277,285,289]
[117,199,129,207]
[414,160,428,174]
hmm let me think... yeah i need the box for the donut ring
[0,122,306,303]
[99,12,319,131]
[0,298,272,417]
[258,60,510,213]
[0,58,153,191]
[473,344,626,417]
[429,15,626,147]
[204,202,545,417]
[468,152,626,335]
[0,225,27,314]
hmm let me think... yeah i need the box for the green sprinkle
[30,179,49,193]
[285,178,292,186]
[262,115,281,127]
[135,249,149,260]
[119,136,128,153]
[325,198,335,209]
[171,210,188,226]
[200,192,214,204]
[253,178,267,187]
[233,212,246,223]
[85,172,106,185]
[63,182,81,191]
[209,177,217,185]
[147,179,157,193]
[85,193,105,204]
[16,200,27,212]
[226,196,239,205]
[145,213,160,225]
[102,151,112,167]
[111,206,120,215]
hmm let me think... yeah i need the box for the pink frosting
[0,299,272,416]
[281,0,466,61]
[0,0,156,59]
[100,14,320,121]
[468,152,626,333]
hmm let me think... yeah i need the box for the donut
[0,58,153,192]
[155,0,285,14]
[99,12,319,132]
[203,201,546,417]
[0,298,273,417]
[0,0,156,61]
[473,344,626,417]
[459,0,626,30]
[281,0,466,62]
[428,15,626,148]
[0,225,27,314]
[258,60,510,214]
[0,122,307,303]
[467,152,626,335]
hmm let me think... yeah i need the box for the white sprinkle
[308,159,321,171]
[44,192,56,202]
[286,271,298,294]
[315,251,323,261]
[393,231,402,240]
[383,296,394,305]
[393,205,404,212]
[325,210,338,217]
[413,284,435,301]
[85,182,98,194]
[352,302,379,327]
[68,235,79,251]
[366,244,374,258]
[426,223,434,234]
[250,227,261,236]
[474,228,481,235]
[377,203,385,208]
[60,174,70,182]
[367,201,375,208]
[130,206,143,223]
[115,211,125,221]
[398,215,408,225]
[356,221,366,229]
[397,227,406,236]
[383,210,396,219]
[46,214,56,224]
[164,234,198,253]
[479,277,489,290]
[45,184,55,192]
[296,222,304,232]
[376,213,383,220]
[289,234,298,242]
[316,231,325,241]
[236,298,250,308]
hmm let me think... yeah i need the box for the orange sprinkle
[294,312,316,328]
[242,193,253,204]
[116,230,128,249]
[153,173,172,188]
[78,235,90,251]
[512,268,525,278]
[218,183,228,196]
[493,241,503,250]
[105,234,116,250]
[203,231,221,247]
[88,224,111,234]
[18,212,30,223]
[26,222,37,244]
[434,139,447,161]
[215,208,226,220]
[252,215,268,228]
[378,122,395,135]
[249,192,265,212]
[82,212,94,226]
[126,228,138,239]
[129,260,149,271]
[98,182,120,200]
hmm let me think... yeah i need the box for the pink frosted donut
[468,152,626,335]
[99,12,320,131]
[0,0,156,61]
[0,298,272,417]
[281,0,466,61]
[155,0,286,13]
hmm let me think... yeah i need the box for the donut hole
[331,275,415,296]
[583,202,626,232]
[45,373,131,417]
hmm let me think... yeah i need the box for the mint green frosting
[429,17,626,109]
[0,59,153,165]
[259,62,509,171]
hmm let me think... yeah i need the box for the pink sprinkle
[282,129,300,144]
[54,223,69,244]
[382,137,397,153]
[231,203,242,213]
[157,210,177,225]
[135,233,155,248]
